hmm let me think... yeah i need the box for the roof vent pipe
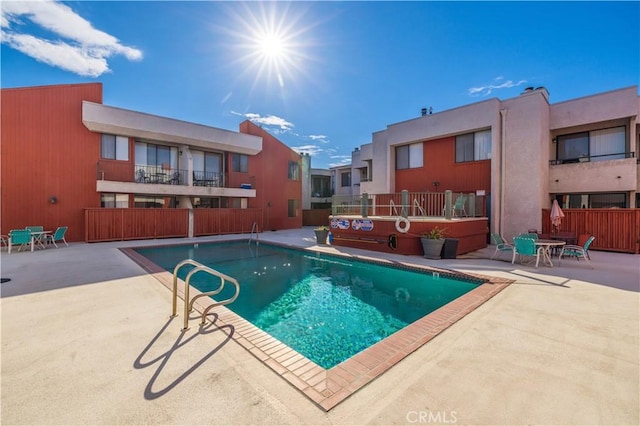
[421,108,427,116]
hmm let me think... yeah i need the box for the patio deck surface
[1,227,638,425]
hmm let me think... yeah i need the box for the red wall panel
[2,83,103,242]
[238,121,303,230]
[395,136,491,194]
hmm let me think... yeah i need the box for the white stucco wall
[499,90,550,239]
[83,101,262,155]
[550,86,638,130]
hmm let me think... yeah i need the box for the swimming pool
[134,241,481,369]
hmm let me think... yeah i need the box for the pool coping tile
[121,244,513,412]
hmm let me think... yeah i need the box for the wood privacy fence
[85,208,263,242]
[541,208,640,254]
[302,209,331,227]
[193,208,262,237]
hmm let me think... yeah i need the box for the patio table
[30,231,51,251]
[535,239,566,267]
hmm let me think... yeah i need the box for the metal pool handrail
[248,221,259,245]
[171,259,240,331]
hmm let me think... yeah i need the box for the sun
[258,33,286,60]
[218,2,315,89]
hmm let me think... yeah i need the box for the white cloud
[309,134,329,144]
[291,144,324,156]
[468,76,527,97]
[1,0,142,77]
[234,111,294,131]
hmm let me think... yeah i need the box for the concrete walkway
[1,228,638,425]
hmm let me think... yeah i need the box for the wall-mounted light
[49,196,58,204]
[552,138,557,144]
[432,181,440,187]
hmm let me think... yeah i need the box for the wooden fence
[541,208,640,254]
[85,208,263,242]
[302,209,331,227]
[193,208,263,236]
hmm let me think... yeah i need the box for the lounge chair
[559,236,595,268]
[8,229,32,253]
[575,234,593,259]
[512,236,543,268]
[453,195,467,217]
[442,195,467,217]
[490,233,514,260]
[47,226,69,248]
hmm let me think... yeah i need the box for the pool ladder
[248,221,259,245]
[171,259,240,331]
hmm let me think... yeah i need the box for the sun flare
[219,2,315,90]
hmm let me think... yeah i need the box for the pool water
[135,241,479,368]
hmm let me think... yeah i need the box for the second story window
[455,129,491,163]
[232,154,248,172]
[557,126,625,163]
[288,161,299,180]
[341,171,351,187]
[396,142,423,169]
[101,134,129,161]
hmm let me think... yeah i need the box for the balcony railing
[135,164,187,185]
[193,170,224,187]
[549,151,635,165]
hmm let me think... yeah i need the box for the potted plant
[314,226,329,244]
[421,226,447,259]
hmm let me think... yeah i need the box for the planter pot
[421,237,445,259]
[314,230,329,245]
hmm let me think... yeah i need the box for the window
[193,151,223,184]
[134,195,177,208]
[396,143,423,169]
[311,176,331,197]
[288,199,299,217]
[135,141,178,169]
[192,197,220,208]
[456,130,491,163]
[100,193,128,208]
[555,193,628,209]
[232,154,248,172]
[557,126,626,163]
[288,161,299,180]
[341,171,351,187]
[101,134,129,160]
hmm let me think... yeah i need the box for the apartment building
[1,83,303,242]
[352,85,639,240]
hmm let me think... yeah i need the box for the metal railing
[249,222,259,245]
[171,259,240,331]
[332,191,483,218]
[549,151,635,165]
[134,164,187,185]
[193,170,224,187]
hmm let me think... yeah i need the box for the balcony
[96,161,255,198]
[135,164,187,185]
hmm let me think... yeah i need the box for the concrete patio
[1,227,638,425]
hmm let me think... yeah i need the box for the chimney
[421,108,427,116]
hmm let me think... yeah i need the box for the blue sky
[2,1,638,169]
